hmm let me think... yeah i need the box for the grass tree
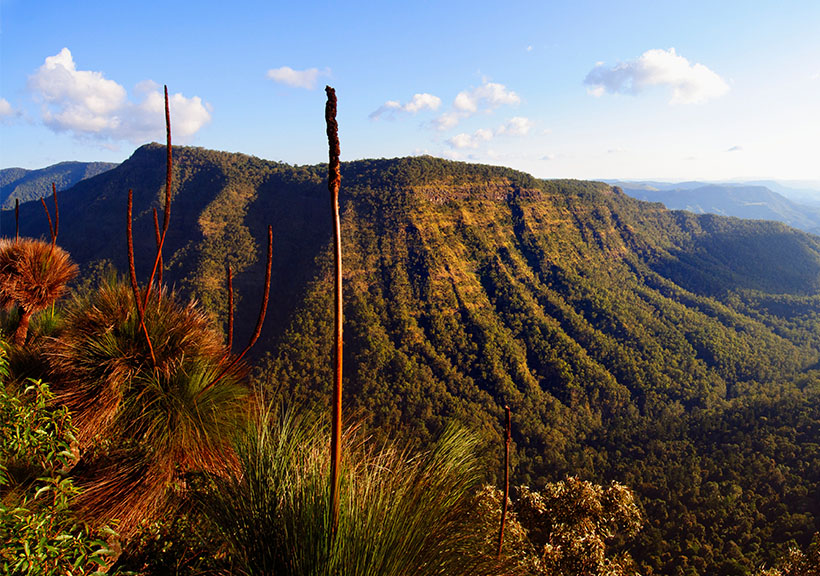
[0,188,77,346]
[43,87,271,538]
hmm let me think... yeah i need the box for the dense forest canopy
[3,144,820,574]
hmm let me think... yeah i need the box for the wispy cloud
[445,116,532,149]
[452,81,520,113]
[370,93,441,120]
[434,80,520,130]
[584,48,729,104]
[496,116,532,136]
[266,66,329,90]
[0,98,18,123]
[446,128,494,149]
[727,145,743,152]
[28,48,210,143]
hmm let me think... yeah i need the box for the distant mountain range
[0,161,118,210]
[610,180,820,234]
[3,145,820,574]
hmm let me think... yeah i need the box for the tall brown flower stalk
[152,207,163,287]
[127,189,156,364]
[40,198,55,245]
[52,183,60,244]
[142,85,173,307]
[226,264,234,350]
[497,405,511,557]
[326,85,343,534]
[197,226,273,397]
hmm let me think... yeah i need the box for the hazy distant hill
[615,181,820,233]
[4,144,820,574]
[0,161,118,210]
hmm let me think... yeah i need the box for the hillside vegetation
[3,145,820,574]
[0,161,118,210]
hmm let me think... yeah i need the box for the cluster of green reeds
[194,403,511,576]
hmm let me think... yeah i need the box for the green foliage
[477,478,642,576]
[0,347,117,575]
[756,534,820,576]
[195,404,512,576]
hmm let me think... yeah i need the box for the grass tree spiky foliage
[195,404,514,576]
[0,237,78,346]
[45,278,249,535]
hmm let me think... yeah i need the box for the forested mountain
[0,160,118,210]
[3,143,820,575]
[615,181,820,234]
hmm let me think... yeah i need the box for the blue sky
[1,0,819,181]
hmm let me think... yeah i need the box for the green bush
[0,346,117,575]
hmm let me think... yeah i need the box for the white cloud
[266,66,328,89]
[584,47,729,104]
[120,81,212,142]
[447,128,494,149]
[28,48,210,143]
[445,116,532,150]
[453,81,520,113]
[727,145,743,152]
[370,92,441,120]
[0,98,15,121]
[496,116,532,136]
[405,93,441,113]
[435,80,520,130]
[432,111,461,131]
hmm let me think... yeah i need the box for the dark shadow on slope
[650,216,820,297]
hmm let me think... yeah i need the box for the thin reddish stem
[198,225,272,397]
[227,264,234,350]
[127,189,156,365]
[152,208,163,289]
[497,405,512,558]
[40,197,55,245]
[143,85,173,309]
[52,183,59,243]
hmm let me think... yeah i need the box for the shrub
[0,346,117,574]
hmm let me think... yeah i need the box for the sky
[1,0,819,182]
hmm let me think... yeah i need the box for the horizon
[1,0,818,182]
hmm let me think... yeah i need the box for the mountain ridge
[3,143,820,574]
[0,160,118,210]
[612,180,820,233]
